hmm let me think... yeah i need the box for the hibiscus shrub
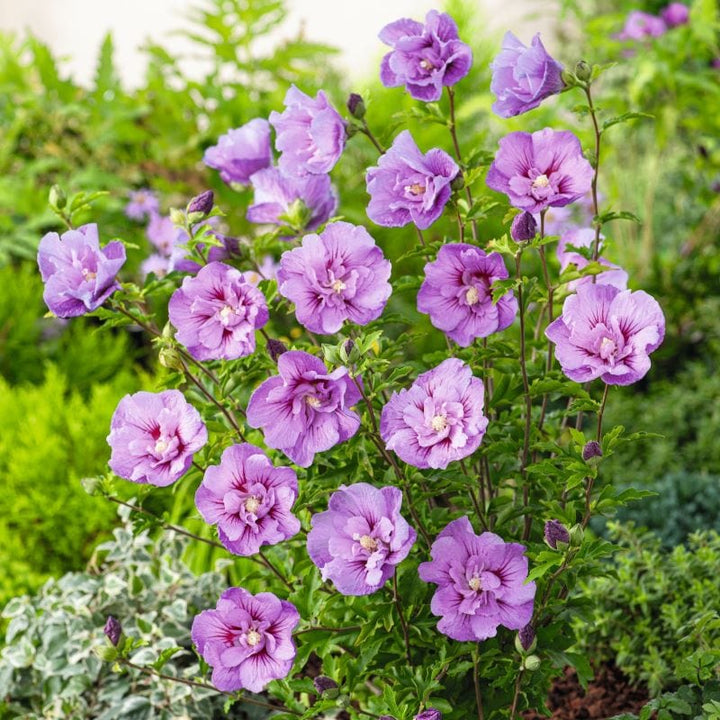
[33,2,701,718]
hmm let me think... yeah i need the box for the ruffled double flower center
[293,377,342,417]
[413,396,468,449]
[458,270,493,310]
[222,482,274,529]
[319,261,360,307]
[346,515,394,586]
[147,420,184,463]
[449,556,503,615]
[587,320,631,368]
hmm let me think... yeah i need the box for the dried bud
[267,338,288,363]
[313,676,339,698]
[544,519,570,550]
[516,623,536,653]
[347,93,366,120]
[574,60,592,82]
[415,710,443,720]
[49,184,67,210]
[104,616,122,646]
[187,190,214,222]
[582,440,603,462]
[511,211,537,242]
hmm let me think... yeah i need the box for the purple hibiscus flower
[661,3,689,27]
[168,261,269,361]
[269,86,346,176]
[277,221,392,335]
[125,189,159,221]
[146,213,181,255]
[195,443,300,556]
[557,228,628,291]
[418,516,536,641]
[486,128,594,214]
[616,11,667,40]
[37,223,126,318]
[307,483,416,595]
[191,587,299,693]
[107,390,208,486]
[379,10,472,102]
[247,167,338,233]
[417,244,517,347]
[490,32,564,118]
[380,358,488,470]
[366,130,459,230]
[545,283,665,385]
[246,351,362,467]
[204,118,273,186]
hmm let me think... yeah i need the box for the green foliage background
[0,0,718,716]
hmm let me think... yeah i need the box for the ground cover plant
[2,0,720,718]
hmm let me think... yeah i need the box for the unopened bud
[267,338,287,363]
[511,212,537,242]
[104,616,122,647]
[450,172,465,192]
[158,347,184,372]
[561,68,577,87]
[544,519,570,550]
[169,207,186,226]
[313,676,339,698]
[582,440,602,462]
[569,523,584,548]
[523,654,541,671]
[574,60,592,83]
[415,710,442,720]
[187,190,214,221]
[516,624,536,653]
[49,184,67,210]
[347,93,366,120]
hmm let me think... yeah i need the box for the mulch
[523,662,650,719]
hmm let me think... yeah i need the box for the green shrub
[0,509,266,719]
[0,262,141,389]
[608,471,720,548]
[577,523,720,697]
[0,365,144,604]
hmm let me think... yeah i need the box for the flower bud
[450,172,465,192]
[415,710,442,720]
[345,123,359,138]
[158,347,184,372]
[523,654,541,671]
[574,60,592,83]
[516,623,536,653]
[560,68,577,87]
[313,676,339,698]
[104,616,122,647]
[187,190,214,221]
[582,440,603,462]
[49,184,67,210]
[544,519,570,550]
[569,523,584,548]
[347,93,366,120]
[169,207,186,226]
[511,212,537,242]
[267,338,288,363]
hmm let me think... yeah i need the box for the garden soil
[523,663,649,719]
